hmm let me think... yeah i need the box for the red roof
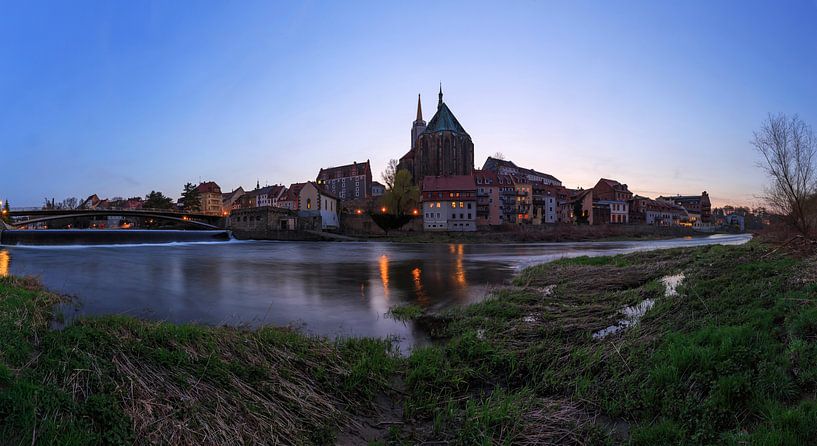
[316,160,371,180]
[196,181,221,194]
[422,175,476,192]
[473,169,498,183]
[285,183,306,201]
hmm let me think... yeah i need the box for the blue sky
[1,0,816,207]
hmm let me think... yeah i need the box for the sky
[1,0,816,208]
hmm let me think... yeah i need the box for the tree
[753,113,817,236]
[382,169,420,216]
[381,159,399,189]
[144,191,174,210]
[60,197,79,209]
[493,152,506,160]
[180,183,201,211]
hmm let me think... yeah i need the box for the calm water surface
[0,234,750,350]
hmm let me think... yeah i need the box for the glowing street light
[380,207,387,214]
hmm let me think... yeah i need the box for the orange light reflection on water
[412,267,430,306]
[379,254,390,300]
[454,244,466,287]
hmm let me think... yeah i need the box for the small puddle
[592,273,684,340]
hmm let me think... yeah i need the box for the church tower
[411,94,426,149]
[398,86,474,187]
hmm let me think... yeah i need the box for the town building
[229,206,298,236]
[531,183,559,224]
[559,189,594,224]
[481,157,561,186]
[593,200,629,224]
[316,160,373,201]
[657,192,712,223]
[222,187,245,212]
[297,182,339,230]
[421,175,477,231]
[277,183,305,211]
[593,178,633,202]
[510,176,533,224]
[371,181,386,197]
[481,157,562,225]
[255,185,287,207]
[474,170,501,226]
[399,87,474,185]
[629,196,688,225]
[195,182,224,215]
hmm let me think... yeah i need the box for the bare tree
[60,197,79,209]
[753,113,817,236]
[493,152,506,160]
[381,158,399,189]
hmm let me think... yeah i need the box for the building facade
[474,170,502,226]
[256,185,287,207]
[195,182,224,215]
[297,182,339,230]
[594,200,629,224]
[593,178,633,202]
[316,160,373,201]
[421,175,477,231]
[222,187,245,212]
[657,192,712,223]
[371,181,386,197]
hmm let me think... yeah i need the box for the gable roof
[196,181,221,194]
[422,102,469,136]
[305,181,339,200]
[596,178,630,192]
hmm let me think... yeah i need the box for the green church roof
[421,87,469,137]
[423,102,469,136]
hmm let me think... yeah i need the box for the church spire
[438,83,443,109]
[416,94,423,122]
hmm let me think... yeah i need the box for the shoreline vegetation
[235,224,725,244]
[2,240,816,444]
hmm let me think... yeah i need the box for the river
[0,233,750,350]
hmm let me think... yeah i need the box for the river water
[0,234,750,350]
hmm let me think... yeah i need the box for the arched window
[307,198,312,209]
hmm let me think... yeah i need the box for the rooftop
[422,175,476,192]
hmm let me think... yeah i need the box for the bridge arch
[11,212,220,230]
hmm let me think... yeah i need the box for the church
[398,87,474,187]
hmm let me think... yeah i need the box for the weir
[0,229,231,246]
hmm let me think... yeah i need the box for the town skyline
[3,1,817,208]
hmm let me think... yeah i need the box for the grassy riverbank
[2,241,816,444]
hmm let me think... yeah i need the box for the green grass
[2,241,816,444]
[386,303,424,321]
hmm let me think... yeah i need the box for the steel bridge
[5,209,224,230]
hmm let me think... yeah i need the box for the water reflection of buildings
[0,250,8,277]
